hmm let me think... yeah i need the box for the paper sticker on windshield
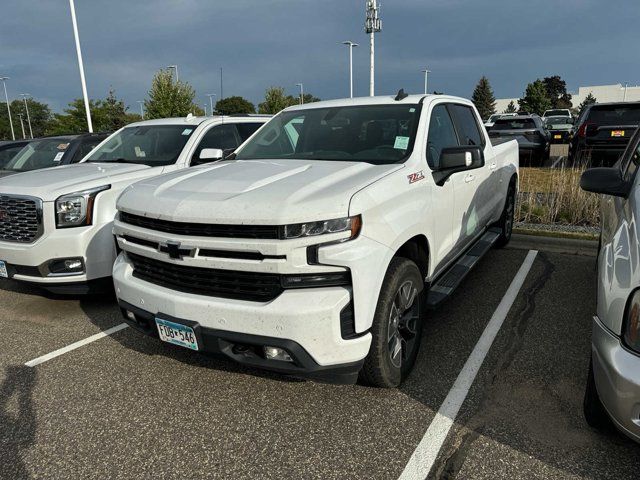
[57,143,70,150]
[53,152,65,162]
[182,129,194,136]
[394,136,410,150]
[134,146,146,158]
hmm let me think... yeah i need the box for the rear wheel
[360,257,425,388]
[583,358,613,431]
[495,179,516,248]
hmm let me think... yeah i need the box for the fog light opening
[64,259,83,270]
[263,346,293,362]
[125,310,136,321]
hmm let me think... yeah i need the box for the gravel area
[515,222,600,236]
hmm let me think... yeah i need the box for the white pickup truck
[112,93,518,386]
[0,115,268,293]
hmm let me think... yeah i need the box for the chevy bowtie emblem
[159,241,195,260]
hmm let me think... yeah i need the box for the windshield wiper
[87,158,138,164]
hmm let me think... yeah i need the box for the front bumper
[113,253,372,382]
[592,315,640,442]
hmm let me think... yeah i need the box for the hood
[0,162,153,201]
[0,170,18,179]
[118,159,402,224]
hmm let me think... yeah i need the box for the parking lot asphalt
[0,246,638,479]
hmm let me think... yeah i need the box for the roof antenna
[395,89,408,101]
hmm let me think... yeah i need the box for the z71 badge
[407,171,425,184]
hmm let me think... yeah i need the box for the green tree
[471,76,496,121]
[100,88,131,131]
[215,96,255,115]
[504,101,517,113]
[0,98,52,139]
[578,92,597,115]
[144,69,201,119]
[542,75,572,109]
[258,87,298,114]
[518,80,552,116]
[301,93,321,104]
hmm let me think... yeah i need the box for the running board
[426,228,501,308]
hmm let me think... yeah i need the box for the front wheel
[495,179,516,248]
[360,257,425,388]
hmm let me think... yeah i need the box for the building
[494,83,640,113]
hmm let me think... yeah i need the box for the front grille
[128,253,284,302]
[120,211,280,239]
[0,195,42,243]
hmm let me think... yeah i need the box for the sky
[1,0,640,113]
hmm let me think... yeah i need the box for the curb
[507,233,598,257]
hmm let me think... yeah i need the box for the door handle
[464,174,475,183]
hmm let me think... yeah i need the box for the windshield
[235,104,421,165]
[85,125,196,166]
[586,105,640,125]
[491,118,536,130]
[4,138,72,172]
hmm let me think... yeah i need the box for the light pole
[203,104,208,116]
[0,76,15,140]
[206,93,217,116]
[137,100,144,119]
[342,41,358,98]
[365,0,382,96]
[422,69,431,95]
[296,83,304,105]
[17,113,26,139]
[167,65,179,82]
[68,0,93,133]
[623,82,629,102]
[20,94,33,139]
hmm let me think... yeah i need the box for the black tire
[360,257,425,388]
[495,179,516,248]
[583,358,613,431]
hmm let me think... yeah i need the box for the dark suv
[488,115,550,166]
[570,102,640,166]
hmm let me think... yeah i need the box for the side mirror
[199,148,224,161]
[580,167,630,198]
[433,146,484,186]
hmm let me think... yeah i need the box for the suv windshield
[492,118,536,130]
[85,125,196,166]
[235,105,421,165]
[4,138,72,172]
[587,105,640,125]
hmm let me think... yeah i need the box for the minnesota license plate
[611,130,625,137]
[155,318,199,350]
[0,261,7,279]
[554,134,562,139]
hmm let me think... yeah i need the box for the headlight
[281,215,361,240]
[55,185,110,228]
[624,290,640,354]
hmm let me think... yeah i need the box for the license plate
[155,318,199,350]
[554,134,562,139]
[0,261,7,279]
[611,130,625,137]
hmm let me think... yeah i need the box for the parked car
[0,133,110,178]
[0,139,31,169]
[579,126,640,443]
[570,101,640,166]
[544,116,575,144]
[543,108,572,118]
[0,115,268,294]
[111,94,519,387]
[488,115,550,165]
[484,112,517,129]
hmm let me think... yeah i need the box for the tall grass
[517,167,600,226]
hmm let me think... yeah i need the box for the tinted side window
[449,104,484,146]
[236,123,264,142]
[426,104,460,169]
[76,138,104,161]
[624,138,640,181]
[194,124,240,160]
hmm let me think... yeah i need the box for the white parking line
[399,249,538,480]
[25,323,129,368]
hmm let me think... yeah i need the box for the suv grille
[120,211,280,239]
[128,253,284,302]
[0,195,43,243]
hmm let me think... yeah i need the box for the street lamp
[206,93,217,116]
[167,65,179,82]
[20,94,33,139]
[342,41,359,98]
[137,100,144,119]
[365,0,382,96]
[422,68,431,95]
[17,113,26,139]
[68,0,93,133]
[296,83,304,105]
[0,76,15,140]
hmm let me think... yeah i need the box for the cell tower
[365,0,382,96]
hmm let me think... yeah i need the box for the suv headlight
[55,185,110,228]
[624,290,640,354]
[281,215,361,240]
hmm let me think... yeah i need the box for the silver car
[580,127,640,442]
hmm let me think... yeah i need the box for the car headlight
[281,215,361,240]
[55,185,110,228]
[624,290,640,354]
